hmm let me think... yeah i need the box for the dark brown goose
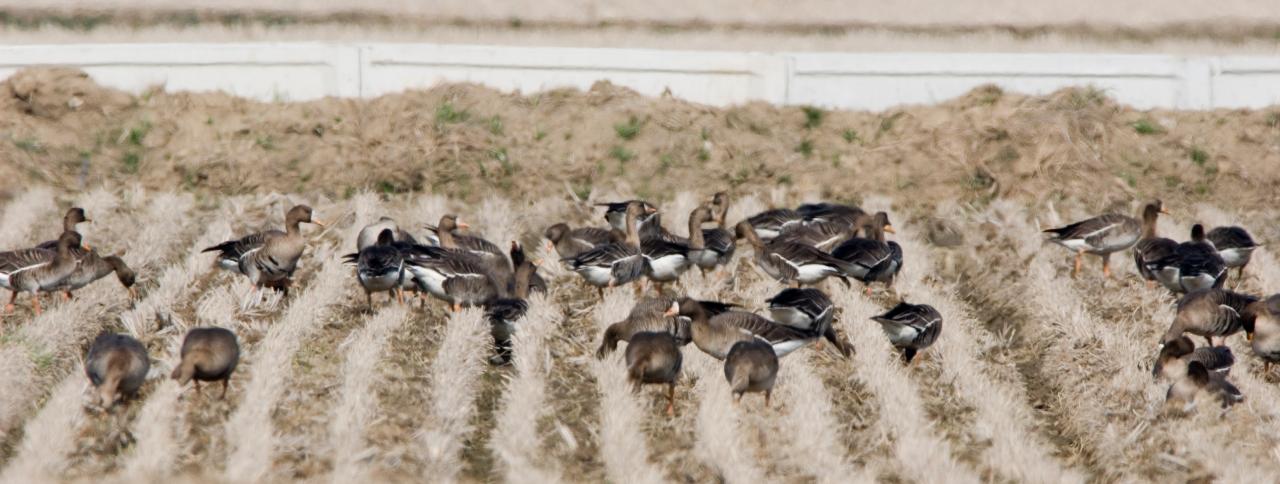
[1153,335,1234,381]
[403,245,504,312]
[35,207,90,251]
[1161,288,1259,347]
[172,327,240,398]
[1207,225,1259,280]
[3,231,79,315]
[52,250,136,300]
[1043,206,1142,278]
[86,332,150,408]
[484,257,538,365]
[772,220,859,252]
[1165,361,1243,409]
[872,301,943,364]
[626,331,683,416]
[203,204,325,296]
[1160,224,1228,293]
[724,339,779,407]
[796,202,866,229]
[507,242,547,296]
[735,221,849,288]
[1131,201,1177,288]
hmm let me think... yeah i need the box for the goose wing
[873,303,943,348]
[0,247,55,273]
[1043,213,1132,247]
[1207,226,1257,250]
[570,227,617,246]
[1190,346,1235,373]
[203,230,279,261]
[702,228,736,255]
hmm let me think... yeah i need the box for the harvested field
[0,68,1279,482]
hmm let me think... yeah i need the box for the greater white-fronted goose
[596,296,735,356]
[1165,361,1243,410]
[1246,294,1280,374]
[1153,335,1234,381]
[544,223,616,261]
[796,202,866,228]
[734,221,849,288]
[687,204,735,274]
[831,212,902,295]
[203,204,325,295]
[86,332,150,409]
[1043,206,1142,278]
[772,220,859,252]
[484,257,539,365]
[745,208,804,241]
[35,207,90,250]
[710,192,731,229]
[724,339,779,407]
[52,250,136,300]
[626,331,683,416]
[565,201,652,297]
[671,298,817,360]
[765,288,851,357]
[1161,224,1227,293]
[1161,288,1259,347]
[3,231,79,315]
[429,214,505,262]
[1207,225,1259,279]
[641,231,692,296]
[0,230,83,289]
[404,245,503,312]
[172,327,240,398]
[342,229,406,309]
[872,301,943,364]
[357,216,417,252]
[507,242,547,296]
[1132,201,1177,288]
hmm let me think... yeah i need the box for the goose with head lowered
[765,288,851,356]
[564,201,653,298]
[1158,224,1227,294]
[484,256,540,365]
[734,220,849,289]
[872,301,943,364]
[1207,225,1259,280]
[1161,288,1258,347]
[343,229,407,310]
[669,298,827,360]
[831,212,902,295]
[596,295,735,356]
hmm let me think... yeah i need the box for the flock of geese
[1043,200,1279,409]
[0,195,1269,414]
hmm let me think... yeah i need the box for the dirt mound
[1,68,1278,216]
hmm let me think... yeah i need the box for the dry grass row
[588,290,665,484]
[327,305,412,482]
[0,368,86,482]
[415,308,489,483]
[488,293,564,483]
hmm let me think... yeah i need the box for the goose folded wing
[1191,346,1235,373]
[572,227,617,246]
[0,248,55,272]
[203,231,277,259]
[1208,226,1257,249]
[1043,216,1115,242]
[571,243,636,268]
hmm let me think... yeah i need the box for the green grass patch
[614,116,642,141]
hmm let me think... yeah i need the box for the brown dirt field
[3,67,1280,219]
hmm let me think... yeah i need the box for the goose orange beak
[82,243,92,251]
[1160,208,1171,215]
[1248,332,1255,342]
[663,302,679,317]
[311,219,328,227]
[544,240,555,253]
[457,221,471,230]
[883,225,896,234]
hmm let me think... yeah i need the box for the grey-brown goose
[544,223,616,261]
[86,332,149,409]
[1246,294,1280,374]
[203,204,325,295]
[356,216,417,252]
[0,230,82,290]
[724,339,779,407]
[626,331,683,416]
[746,208,804,241]
[1043,206,1142,278]
[507,242,547,296]
[687,205,735,274]
[1161,288,1259,347]
[1153,335,1234,381]
[596,296,736,356]
[765,288,851,357]
[1165,361,1243,410]
[1207,225,1259,280]
[565,201,652,297]
[52,250,136,300]
[831,212,903,295]
[429,214,505,263]
[484,258,538,365]
[403,245,503,312]
[35,207,90,251]
[671,298,818,360]
[872,301,943,364]
[172,327,240,398]
[735,221,849,288]
[772,220,859,252]
[4,231,79,315]
[1132,201,1177,288]
[797,202,866,229]
[342,229,406,309]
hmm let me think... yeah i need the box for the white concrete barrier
[1,42,1278,110]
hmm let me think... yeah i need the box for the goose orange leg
[764,390,772,409]
[4,291,16,314]
[31,294,41,316]
[1101,254,1112,278]
[666,383,676,417]
[1073,250,1084,278]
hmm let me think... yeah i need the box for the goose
[172,327,240,398]
[796,202,866,228]
[670,298,818,360]
[1161,288,1258,347]
[626,331,683,416]
[356,216,417,252]
[1159,224,1227,293]
[507,242,547,296]
[772,220,859,252]
[51,249,137,301]
[203,204,325,296]
[745,208,804,241]
[0,230,88,291]
[872,301,943,364]
[35,207,90,251]
[831,212,903,294]
[1153,335,1234,381]
[1165,361,1243,410]
[724,339,779,407]
[544,223,617,261]
[1043,206,1142,278]
[342,229,406,309]
[688,203,735,274]
[484,257,539,365]
[1131,201,1177,288]
[404,245,504,312]
[710,192,732,229]
[1246,295,1280,374]
[734,221,849,288]
[86,332,149,409]
[596,296,735,356]
[765,288,851,356]
[428,214,505,263]
[641,216,694,294]
[565,201,652,297]
[3,231,80,315]
[1207,225,1259,280]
